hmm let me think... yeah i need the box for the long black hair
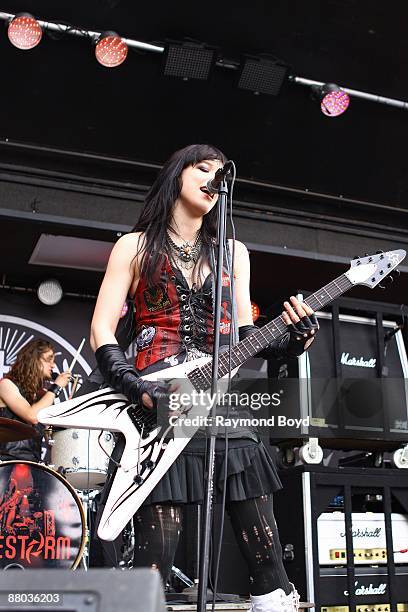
[132,143,227,286]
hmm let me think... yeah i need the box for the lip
[200,186,214,200]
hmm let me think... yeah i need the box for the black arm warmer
[94,344,167,407]
[239,325,294,360]
[239,324,310,360]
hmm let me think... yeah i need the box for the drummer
[0,339,71,462]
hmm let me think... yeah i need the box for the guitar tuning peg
[394,269,401,277]
[352,255,360,260]
[378,283,386,290]
[376,250,384,254]
[364,253,370,257]
[384,275,394,285]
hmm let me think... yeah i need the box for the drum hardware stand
[77,489,99,570]
[44,426,54,446]
[171,566,194,588]
[118,520,135,569]
[172,505,213,603]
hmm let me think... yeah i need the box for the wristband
[49,383,63,398]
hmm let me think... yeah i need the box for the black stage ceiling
[1,0,408,205]
[0,0,407,310]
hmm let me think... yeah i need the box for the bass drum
[0,461,85,569]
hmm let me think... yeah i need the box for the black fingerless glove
[94,344,168,409]
[239,313,319,360]
[286,313,319,357]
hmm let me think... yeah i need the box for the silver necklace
[167,231,202,270]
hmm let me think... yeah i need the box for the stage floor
[167,602,312,611]
[167,605,249,611]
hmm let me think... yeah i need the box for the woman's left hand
[281,296,319,350]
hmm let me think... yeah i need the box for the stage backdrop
[0,290,96,400]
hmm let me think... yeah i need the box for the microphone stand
[197,177,229,612]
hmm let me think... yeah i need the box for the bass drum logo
[0,315,92,402]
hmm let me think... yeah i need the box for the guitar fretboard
[187,272,353,391]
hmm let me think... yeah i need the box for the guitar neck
[196,272,353,386]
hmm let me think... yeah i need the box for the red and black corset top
[133,256,233,371]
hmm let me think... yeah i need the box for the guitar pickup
[128,405,158,438]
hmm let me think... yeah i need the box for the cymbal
[0,418,37,443]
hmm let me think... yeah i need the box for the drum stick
[69,338,85,372]
[69,375,80,400]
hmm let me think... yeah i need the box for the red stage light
[251,302,260,323]
[8,14,43,50]
[95,32,128,68]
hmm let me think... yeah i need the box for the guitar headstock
[345,249,406,288]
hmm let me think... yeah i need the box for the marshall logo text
[344,581,387,596]
[339,527,381,538]
[341,353,376,368]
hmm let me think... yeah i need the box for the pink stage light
[321,88,350,117]
[120,302,129,318]
[8,14,43,50]
[95,32,128,68]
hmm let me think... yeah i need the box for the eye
[197,165,210,173]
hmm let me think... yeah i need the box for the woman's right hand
[138,380,170,411]
[54,371,71,388]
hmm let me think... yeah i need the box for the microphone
[50,371,59,381]
[206,161,234,194]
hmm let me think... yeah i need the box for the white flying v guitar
[38,249,406,541]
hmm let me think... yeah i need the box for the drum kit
[0,416,116,571]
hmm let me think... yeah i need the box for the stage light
[317,83,350,117]
[8,13,43,50]
[37,279,63,306]
[238,56,288,96]
[163,41,216,80]
[251,302,260,323]
[95,31,128,68]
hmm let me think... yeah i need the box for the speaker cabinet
[0,568,166,611]
[268,311,408,446]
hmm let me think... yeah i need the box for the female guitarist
[90,144,319,612]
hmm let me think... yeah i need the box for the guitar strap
[210,239,239,346]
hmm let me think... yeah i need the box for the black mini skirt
[142,437,282,505]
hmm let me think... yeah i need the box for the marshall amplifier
[273,465,408,611]
[317,513,408,565]
[268,309,408,446]
[319,567,408,612]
